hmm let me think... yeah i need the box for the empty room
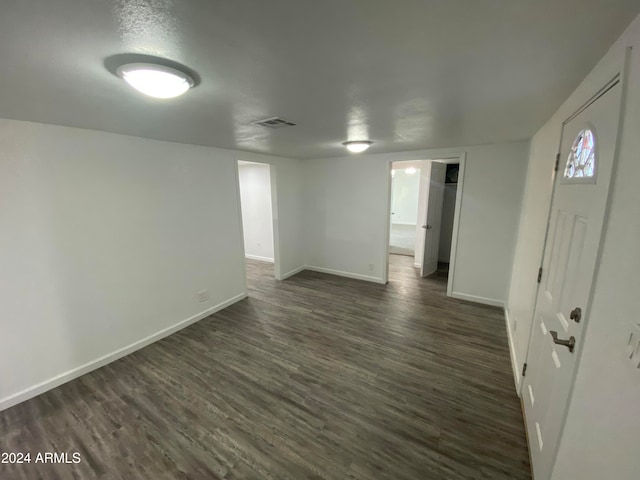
[1,1,639,479]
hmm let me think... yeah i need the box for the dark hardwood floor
[0,255,531,479]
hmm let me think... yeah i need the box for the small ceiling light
[343,141,373,153]
[405,167,418,175]
[117,63,195,99]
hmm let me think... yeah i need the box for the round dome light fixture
[343,140,373,153]
[116,63,195,99]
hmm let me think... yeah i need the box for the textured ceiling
[0,0,638,159]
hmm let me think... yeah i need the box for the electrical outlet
[368,263,374,272]
[197,290,209,303]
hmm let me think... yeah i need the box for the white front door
[523,80,623,479]
[420,162,446,277]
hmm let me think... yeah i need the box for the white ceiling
[0,1,638,159]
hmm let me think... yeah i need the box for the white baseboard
[450,291,505,308]
[280,265,386,284]
[504,307,522,394]
[245,254,274,263]
[304,266,386,284]
[0,292,248,412]
[280,265,305,280]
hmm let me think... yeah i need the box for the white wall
[238,163,274,262]
[0,119,303,411]
[303,142,529,304]
[390,167,420,224]
[506,13,640,480]
[438,183,457,262]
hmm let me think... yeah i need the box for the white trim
[245,254,275,263]
[282,264,388,282]
[0,292,248,412]
[304,266,386,284]
[280,265,305,280]
[268,163,282,280]
[233,161,249,294]
[381,162,393,284]
[413,262,420,268]
[505,307,522,394]
[450,291,504,308]
[447,152,466,297]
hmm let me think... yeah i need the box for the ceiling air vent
[252,116,297,129]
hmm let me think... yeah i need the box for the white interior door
[523,80,622,480]
[420,162,446,277]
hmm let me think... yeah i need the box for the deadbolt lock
[569,307,582,323]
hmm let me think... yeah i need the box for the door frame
[520,49,631,476]
[235,160,282,284]
[383,152,466,299]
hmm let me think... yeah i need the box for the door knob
[569,307,582,323]
[550,331,576,353]
[422,225,432,229]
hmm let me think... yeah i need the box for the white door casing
[523,80,623,480]
[389,170,396,237]
[420,162,446,277]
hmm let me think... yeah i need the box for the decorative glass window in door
[564,129,596,179]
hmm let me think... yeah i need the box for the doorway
[386,157,464,293]
[389,161,421,257]
[237,160,279,282]
[522,76,624,480]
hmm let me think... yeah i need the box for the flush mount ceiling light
[116,63,195,99]
[405,167,418,175]
[342,141,373,153]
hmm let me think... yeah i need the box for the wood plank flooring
[0,255,531,479]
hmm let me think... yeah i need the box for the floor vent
[252,117,297,129]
